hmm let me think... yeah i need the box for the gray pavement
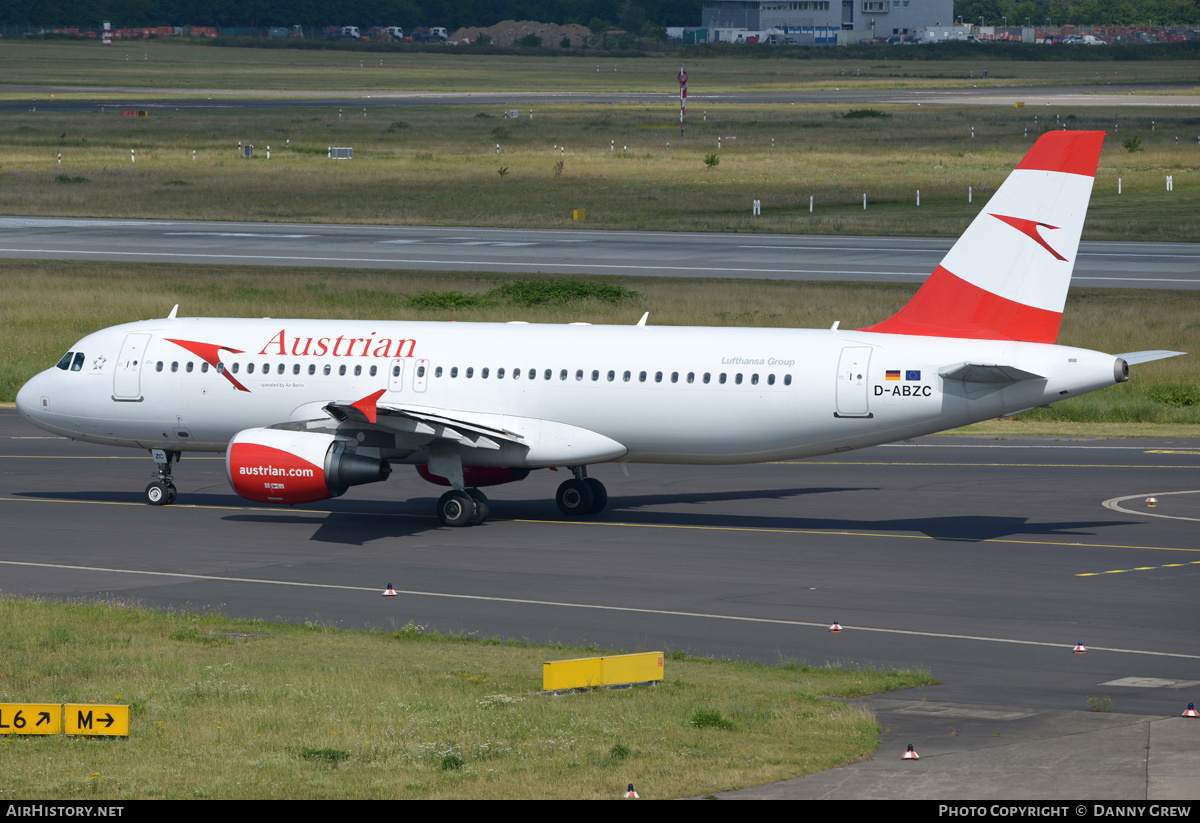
[715,696,1199,799]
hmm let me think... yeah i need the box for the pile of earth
[449,20,592,47]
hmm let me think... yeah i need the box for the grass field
[0,261,1195,423]
[4,40,1200,94]
[0,597,934,799]
[1,101,1198,238]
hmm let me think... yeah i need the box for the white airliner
[14,131,1183,526]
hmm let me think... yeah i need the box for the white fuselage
[16,317,1122,467]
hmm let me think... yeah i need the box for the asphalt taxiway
[3,217,1199,289]
[2,411,1198,798]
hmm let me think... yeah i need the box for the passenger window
[671,372,679,383]
[735,373,743,385]
[435,366,443,378]
[575,370,583,381]
[417,365,426,377]
[292,364,300,375]
[202,362,210,373]
[308,364,315,376]
[639,371,647,382]
[217,363,225,374]
[768,374,775,385]
[171,362,179,373]
[56,352,73,370]
[591,370,599,381]
[481,367,489,379]
[247,363,255,374]
[654,371,663,383]
[466,367,474,378]
[71,352,85,372]
[703,373,711,384]
[512,368,520,380]
[497,368,505,379]
[623,370,631,382]
[687,372,695,384]
[559,370,567,381]
[186,362,194,373]
[354,365,362,377]
[607,370,615,382]
[339,365,347,376]
[719,373,727,384]
[323,364,332,376]
[262,363,269,374]
[277,363,285,375]
[450,367,458,378]
[784,374,792,385]
[156,361,164,372]
[231,363,239,374]
[545,369,553,380]
[751,374,759,385]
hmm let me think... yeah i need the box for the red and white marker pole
[678,67,688,138]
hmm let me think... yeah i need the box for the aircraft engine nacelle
[226,428,391,505]
[416,464,531,488]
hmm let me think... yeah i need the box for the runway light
[1146,497,1158,507]
[902,744,920,760]
[1184,703,1198,718]
[382,583,397,597]
[829,621,842,633]
[1073,642,1087,654]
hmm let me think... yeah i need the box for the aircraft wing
[320,390,627,465]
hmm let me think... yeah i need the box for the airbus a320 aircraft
[14,131,1182,526]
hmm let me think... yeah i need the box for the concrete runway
[3,216,1199,288]
[3,83,1198,111]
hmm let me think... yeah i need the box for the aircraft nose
[15,371,49,424]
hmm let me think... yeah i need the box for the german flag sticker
[885,370,901,381]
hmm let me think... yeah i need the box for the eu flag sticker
[905,370,921,381]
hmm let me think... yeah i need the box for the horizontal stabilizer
[939,362,1044,385]
[1117,350,1186,366]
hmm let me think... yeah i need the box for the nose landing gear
[145,449,179,505]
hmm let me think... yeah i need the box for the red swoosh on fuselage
[164,338,250,392]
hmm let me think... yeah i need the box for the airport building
[699,0,954,43]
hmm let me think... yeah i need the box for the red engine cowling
[416,465,531,488]
[226,428,391,505]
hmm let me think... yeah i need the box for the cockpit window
[56,352,73,370]
[71,352,85,372]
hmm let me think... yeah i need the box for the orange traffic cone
[1073,642,1087,653]
[383,583,397,597]
[902,744,919,760]
[829,621,842,633]
[1184,703,1198,718]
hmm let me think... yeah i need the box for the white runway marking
[3,559,1197,661]
[1102,490,1200,522]
[0,248,929,277]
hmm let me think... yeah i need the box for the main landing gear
[555,467,607,517]
[435,488,489,528]
[145,449,179,506]
[432,461,609,527]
